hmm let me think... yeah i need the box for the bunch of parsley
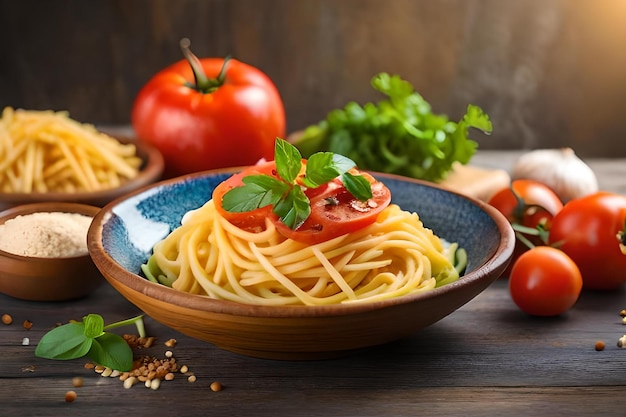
[293,73,493,183]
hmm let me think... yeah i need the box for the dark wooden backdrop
[1,0,626,157]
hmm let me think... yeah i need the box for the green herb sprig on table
[221,138,372,230]
[292,73,493,183]
[35,314,145,372]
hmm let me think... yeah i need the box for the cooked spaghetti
[141,200,465,306]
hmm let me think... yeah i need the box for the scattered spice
[64,390,77,403]
[72,377,84,388]
[2,313,13,325]
[0,212,92,257]
[210,381,223,392]
[594,340,605,351]
[164,338,177,347]
[618,335,626,348]
[22,337,29,346]
[620,309,626,318]
[23,319,33,330]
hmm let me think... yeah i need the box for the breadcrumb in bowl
[0,202,103,301]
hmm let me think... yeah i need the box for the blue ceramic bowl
[88,169,514,360]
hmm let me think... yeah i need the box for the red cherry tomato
[132,42,285,178]
[488,179,564,276]
[271,173,392,245]
[488,179,563,228]
[509,246,582,316]
[548,192,626,290]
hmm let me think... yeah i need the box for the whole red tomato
[549,192,626,290]
[132,40,285,178]
[509,246,582,316]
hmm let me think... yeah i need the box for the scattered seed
[150,378,161,390]
[164,338,177,347]
[23,319,33,330]
[84,363,95,370]
[188,374,197,383]
[165,350,173,358]
[123,376,138,389]
[101,367,113,377]
[594,340,606,351]
[72,377,84,387]
[22,337,29,346]
[94,365,105,374]
[210,381,222,392]
[164,372,175,381]
[2,313,13,325]
[620,309,626,317]
[180,365,189,374]
[618,335,626,348]
[65,391,77,403]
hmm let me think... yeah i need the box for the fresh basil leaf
[88,332,134,372]
[222,175,288,212]
[303,152,358,188]
[342,172,373,201]
[275,138,303,183]
[273,186,311,230]
[83,313,105,339]
[35,322,92,360]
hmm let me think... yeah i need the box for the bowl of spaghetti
[0,107,164,211]
[88,167,515,360]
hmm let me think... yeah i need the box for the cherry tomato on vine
[548,192,626,290]
[488,179,563,229]
[132,39,285,178]
[488,179,563,276]
[509,246,582,316]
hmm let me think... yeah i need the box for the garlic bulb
[511,148,598,202]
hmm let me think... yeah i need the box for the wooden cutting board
[438,162,511,202]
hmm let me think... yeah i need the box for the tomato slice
[212,161,278,232]
[271,173,392,245]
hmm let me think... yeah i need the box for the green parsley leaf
[293,73,493,183]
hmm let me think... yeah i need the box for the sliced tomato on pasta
[272,173,392,245]
[212,161,279,232]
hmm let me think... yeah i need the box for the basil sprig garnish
[222,138,372,230]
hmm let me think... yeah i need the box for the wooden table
[2,151,626,417]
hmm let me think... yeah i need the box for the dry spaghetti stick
[56,139,91,190]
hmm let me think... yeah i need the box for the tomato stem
[179,38,230,93]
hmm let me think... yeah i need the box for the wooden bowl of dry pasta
[0,108,164,211]
[88,169,515,360]
[0,202,103,301]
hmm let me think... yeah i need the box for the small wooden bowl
[0,140,164,211]
[88,170,515,360]
[0,202,103,301]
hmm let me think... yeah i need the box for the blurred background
[1,0,625,157]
